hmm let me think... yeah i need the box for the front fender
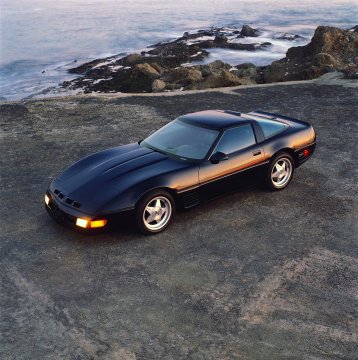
[98,164,199,214]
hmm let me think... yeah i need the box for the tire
[265,152,294,191]
[135,190,175,235]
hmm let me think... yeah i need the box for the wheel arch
[271,147,297,167]
[134,186,179,209]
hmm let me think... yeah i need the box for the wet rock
[195,39,271,51]
[275,32,305,41]
[68,59,103,74]
[240,25,260,37]
[214,35,228,44]
[178,30,215,41]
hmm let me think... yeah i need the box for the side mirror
[210,151,228,164]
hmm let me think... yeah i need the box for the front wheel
[135,190,175,235]
[265,152,294,190]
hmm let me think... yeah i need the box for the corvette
[45,110,316,234]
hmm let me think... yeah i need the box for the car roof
[178,110,252,130]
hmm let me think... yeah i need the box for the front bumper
[45,190,132,232]
[45,191,83,229]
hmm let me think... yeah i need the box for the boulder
[150,62,167,73]
[233,63,259,83]
[286,26,358,64]
[214,35,228,44]
[127,63,160,92]
[200,60,231,77]
[189,69,241,90]
[240,25,259,37]
[152,79,166,92]
[275,32,305,41]
[162,67,203,86]
[122,53,143,65]
[263,26,358,83]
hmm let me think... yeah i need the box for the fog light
[45,194,50,206]
[75,218,107,229]
[76,218,88,228]
[90,219,107,228]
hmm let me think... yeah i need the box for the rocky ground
[0,75,357,359]
[59,25,358,94]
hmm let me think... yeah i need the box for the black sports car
[45,110,316,234]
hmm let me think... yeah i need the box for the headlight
[45,194,50,206]
[76,218,88,228]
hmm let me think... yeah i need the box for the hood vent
[54,189,82,209]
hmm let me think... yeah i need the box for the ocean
[0,0,357,100]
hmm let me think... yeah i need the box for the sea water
[0,0,356,99]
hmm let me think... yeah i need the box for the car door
[199,123,265,199]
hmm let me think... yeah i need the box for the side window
[216,124,256,155]
[257,119,287,139]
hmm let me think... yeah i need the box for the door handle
[253,150,262,156]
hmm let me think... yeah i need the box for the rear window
[257,119,288,139]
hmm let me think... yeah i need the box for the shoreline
[55,24,357,96]
[1,72,357,104]
[2,24,357,100]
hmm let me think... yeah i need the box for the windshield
[142,119,219,160]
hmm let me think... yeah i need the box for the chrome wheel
[143,196,172,231]
[271,157,293,188]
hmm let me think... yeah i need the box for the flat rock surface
[1,79,357,359]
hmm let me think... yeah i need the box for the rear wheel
[135,190,175,235]
[265,152,294,190]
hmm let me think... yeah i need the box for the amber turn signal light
[89,219,107,228]
[76,218,107,229]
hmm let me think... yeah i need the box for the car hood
[52,143,192,212]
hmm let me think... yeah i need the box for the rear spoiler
[249,110,310,127]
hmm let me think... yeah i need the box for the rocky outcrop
[63,24,275,93]
[61,24,357,94]
[240,25,260,37]
[262,26,358,82]
[274,32,305,41]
